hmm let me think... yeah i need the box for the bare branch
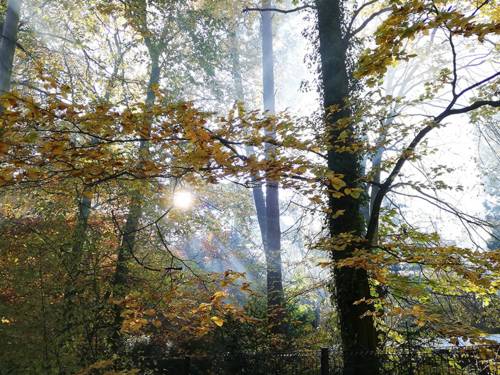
[242,4,314,14]
[471,0,491,17]
[349,0,379,27]
[366,99,499,244]
[347,6,392,39]
[456,71,500,99]
[447,31,458,97]
[111,210,182,273]
[438,100,500,120]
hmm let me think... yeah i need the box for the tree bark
[316,1,378,373]
[0,0,21,94]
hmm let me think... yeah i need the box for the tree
[0,0,21,94]
[0,0,498,373]
[231,0,286,336]
[258,0,286,336]
[315,1,499,373]
[316,1,378,373]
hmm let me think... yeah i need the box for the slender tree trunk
[230,1,285,335]
[111,48,160,349]
[0,0,21,94]
[61,194,92,330]
[61,50,127,347]
[316,1,378,374]
[260,0,286,335]
[228,9,268,248]
[370,147,383,216]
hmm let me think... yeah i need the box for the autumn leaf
[211,291,227,302]
[344,188,363,199]
[332,209,345,219]
[318,260,331,268]
[0,142,9,154]
[144,308,156,316]
[328,174,347,190]
[210,316,224,327]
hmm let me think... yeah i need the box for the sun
[173,190,194,210]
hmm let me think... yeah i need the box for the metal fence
[140,345,499,375]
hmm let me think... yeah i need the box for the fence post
[183,356,191,375]
[321,348,329,375]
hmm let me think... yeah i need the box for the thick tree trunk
[110,48,160,349]
[316,1,379,374]
[260,0,286,335]
[0,0,21,94]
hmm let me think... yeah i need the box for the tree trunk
[61,48,127,344]
[260,0,286,335]
[230,1,286,336]
[316,1,379,373]
[228,7,268,249]
[61,194,92,333]
[110,48,160,349]
[0,0,21,94]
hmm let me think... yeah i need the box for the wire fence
[139,345,499,375]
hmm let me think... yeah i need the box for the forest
[0,0,499,374]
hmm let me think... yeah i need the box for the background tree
[0,0,21,94]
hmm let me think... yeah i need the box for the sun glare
[173,190,194,210]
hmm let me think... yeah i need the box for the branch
[470,0,491,17]
[455,71,500,99]
[447,31,458,97]
[365,98,499,244]
[350,0,378,26]
[437,100,500,121]
[347,6,392,39]
[111,210,182,272]
[243,5,314,14]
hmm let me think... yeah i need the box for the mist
[0,0,499,374]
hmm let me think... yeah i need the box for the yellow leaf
[345,187,363,199]
[211,316,224,327]
[198,302,212,312]
[212,291,227,301]
[332,210,345,219]
[329,175,346,190]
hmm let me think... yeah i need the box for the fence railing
[139,345,499,375]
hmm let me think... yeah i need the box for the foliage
[0,0,499,373]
